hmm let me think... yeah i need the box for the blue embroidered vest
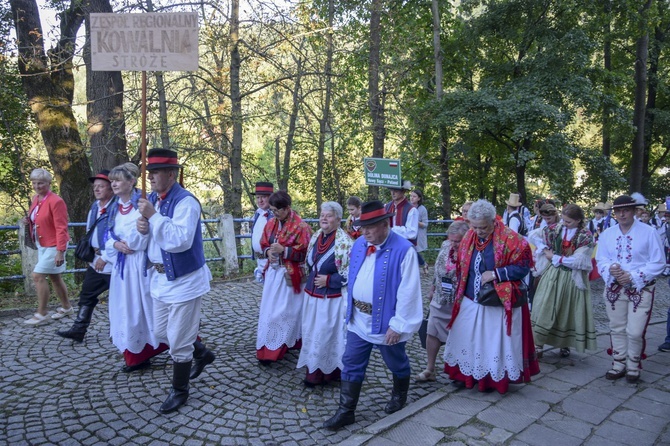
[88,196,117,249]
[149,183,205,281]
[346,231,412,334]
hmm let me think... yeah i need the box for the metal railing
[0,218,453,285]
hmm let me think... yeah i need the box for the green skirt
[531,265,597,352]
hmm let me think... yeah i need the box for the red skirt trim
[444,304,540,394]
[124,343,168,367]
[256,339,302,362]
[304,368,341,385]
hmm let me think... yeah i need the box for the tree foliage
[3,0,670,225]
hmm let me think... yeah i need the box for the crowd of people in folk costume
[22,164,669,423]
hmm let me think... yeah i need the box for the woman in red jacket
[23,168,72,326]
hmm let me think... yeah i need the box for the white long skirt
[443,297,524,381]
[108,251,159,354]
[256,266,303,351]
[297,291,347,374]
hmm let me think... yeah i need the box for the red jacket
[28,192,70,251]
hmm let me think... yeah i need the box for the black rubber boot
[159,361,191,414]
[56,305,95,343]
[190,340,215,379]
[384,375,410,414]
[322,381,362,430]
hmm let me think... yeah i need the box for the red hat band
[147,156,179,166]
[360,208,388,220]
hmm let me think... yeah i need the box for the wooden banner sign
[90,12,199,72]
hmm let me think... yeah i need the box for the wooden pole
[140,71,147,198]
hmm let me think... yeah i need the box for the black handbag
[23,220,37,250]
[418,315,429,349]
[74,216,104,262]
[477,281,528,308]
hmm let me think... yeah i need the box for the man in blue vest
[57,170,116,343]
[385,180,418,243]
[137,149,215,414]
[323,200,422,430]
[250,181,274,282]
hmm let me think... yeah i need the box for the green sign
[364,158,401,187]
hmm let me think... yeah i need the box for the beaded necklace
[118,201,133,215]
[475,235,492,251]
[316,230,335,255]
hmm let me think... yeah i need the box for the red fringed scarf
[261,209,312,293]
[448,219,533,335]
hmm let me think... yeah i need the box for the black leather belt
[352,299,372,315]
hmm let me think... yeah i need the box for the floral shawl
[261,209,312,293]
[345,215,361,240]
[449,219,533,335]
[533,223,594,290]
[433,239,458,288]
[306,227,353,285]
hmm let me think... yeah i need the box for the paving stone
[477,406,536,433]
[569,388,624,411]
[537,413,593,440]
[559,397,613,425]
[609,409,667,434]
[516,424,583,446]
[379,420,444,445]
[590,420,659,445]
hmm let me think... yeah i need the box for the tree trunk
[642,24,665,193]
[630,0,652,194]
[432,0,451,218]
[83,0,128,172]
[324,0,341,205]
[10,0,91,224]
[275,137,283,190]
[367,0,384,200]
[601,0,612,202]
[282,56,303,195]
[230,0,243,215]
[516,140,530,205]
[316,2,334,212]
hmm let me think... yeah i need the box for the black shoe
[258,359,272,366]
[56,305,95,343]
[560,348,570,358]
[658,342,670,352]
[190,341,215,379]
[122,360,151,373]
[56,328,86,343]
[450,380,466,388]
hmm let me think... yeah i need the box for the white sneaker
[51,307,74,320]
[24,313,51,326]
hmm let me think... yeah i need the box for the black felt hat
[611,195,637,209]
[251,182,274,196]
[353,200,394,227]
[146,148,183,170]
